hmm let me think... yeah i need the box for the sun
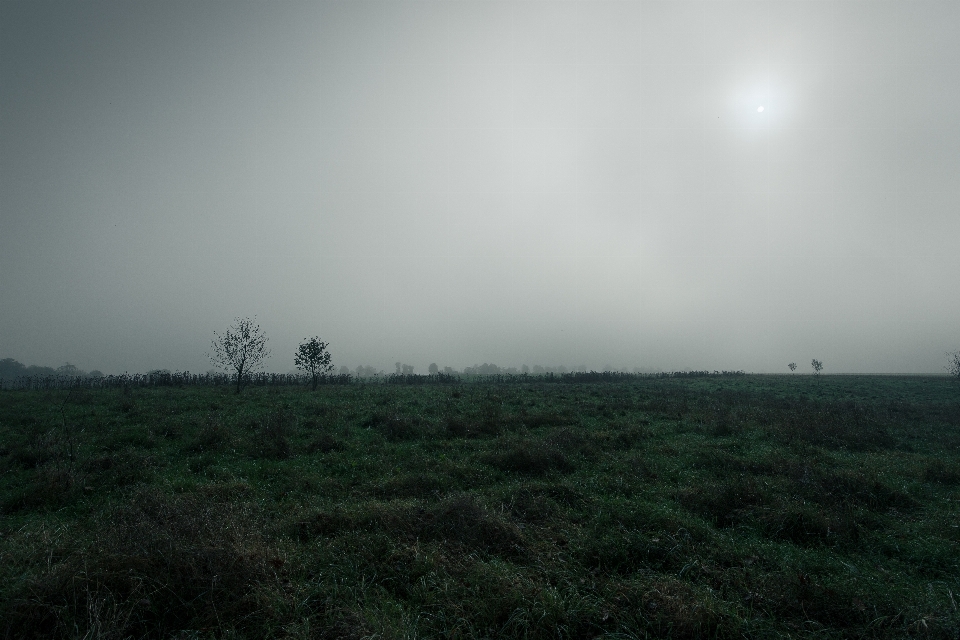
[722,70,795,129]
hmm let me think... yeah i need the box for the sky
[1,0,958,375]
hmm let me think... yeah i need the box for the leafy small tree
[295,337,334,390]
[947,350,960,380]
[788,362,797,372]
[811,359,823,381]
[209,317,270,393]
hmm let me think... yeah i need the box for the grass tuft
[482,440,575,475]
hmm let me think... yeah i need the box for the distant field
[1,375,958,639]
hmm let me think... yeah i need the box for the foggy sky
[2,1,958,375]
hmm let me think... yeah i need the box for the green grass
[1,375,958,638]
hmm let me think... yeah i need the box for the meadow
[1,374,958,639]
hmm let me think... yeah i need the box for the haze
[2,1,958,375]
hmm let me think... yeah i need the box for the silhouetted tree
[811,359,823,382]
[295,337,334,390]
[428,363,439,375]
[208,317,270,393]
[788,362,797,372]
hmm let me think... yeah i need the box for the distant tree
[0,358,26,380]
[88,370,104,378]
[295,337,334,391]
[521,364,530,374]
[356,365,381,379]
[339,365,350,376]
[26,364,57,377]
[208,317,270,393]
[428,363,439,375]
[788,362,797,372]
[464,363,501,376]
[57,363,85,377]
[395,362,402,375]
[148,369,171,383]
[811,359,823,381]
[401,364,415,375]
[947,350,960,380]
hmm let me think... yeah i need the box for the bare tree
[947,350,960,380]
[208,317,270,393]
[788,362,797,373]
[295,337,334,391]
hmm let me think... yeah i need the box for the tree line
[0,359,105,386]
[5,316,956,391]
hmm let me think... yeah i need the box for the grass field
[1,375,958,639]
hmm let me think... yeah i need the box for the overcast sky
[2,1,958,375]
